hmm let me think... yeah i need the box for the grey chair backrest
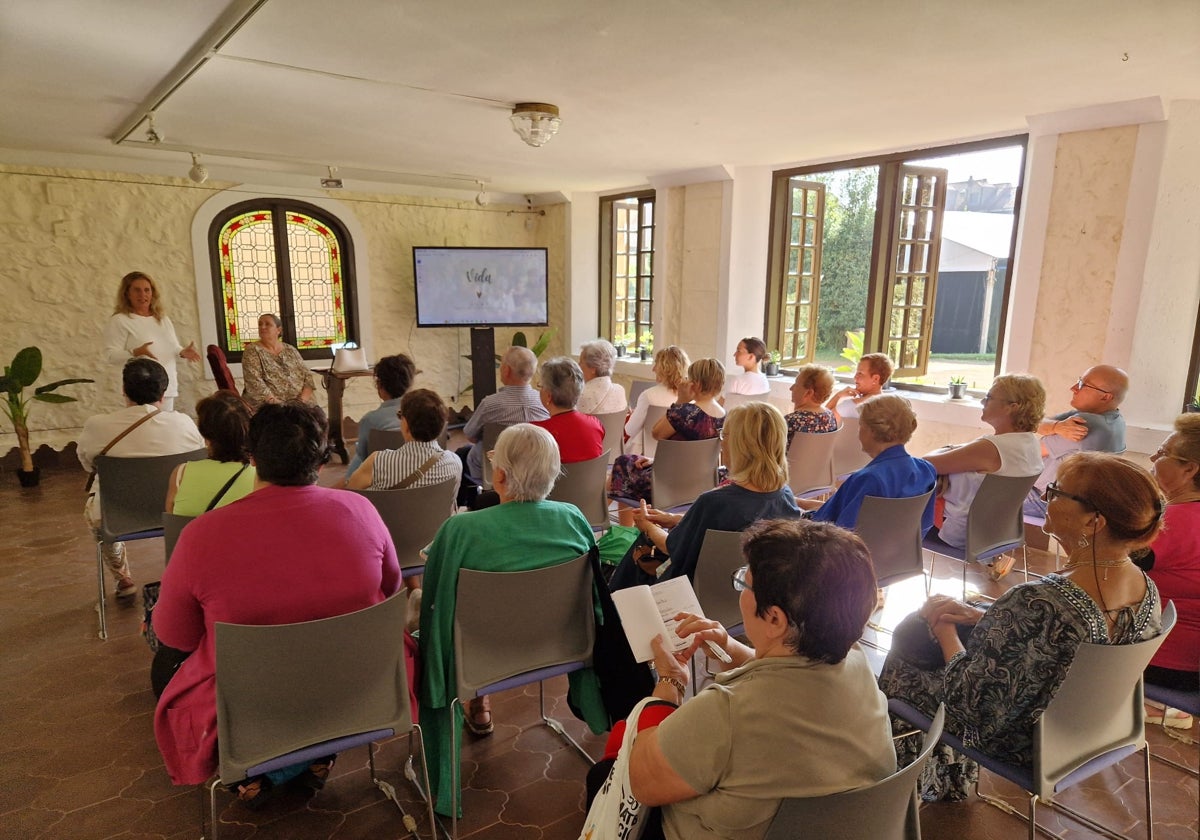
[94,449,208,541]
[723,391,771,410]
[786,427,841,498]
[453,553,595,700]
[964,473,1039,565]
[480,422,508,490]
[214,590,412,783]
[162,512,196,564]
[832,416,870,478]
[640,404,669,459]
[594,410,627,464]
[856,491,933,587]
[352,476,458,571]
[367,428,405,454]
[1032,601,1177,799]
[547,450,611,529]
[692,530,746,631]
[764,705,946,840]
[652,437,721,511]
[628,379,654,409]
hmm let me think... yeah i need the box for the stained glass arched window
[209,199,357,362]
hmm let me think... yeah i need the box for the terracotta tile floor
[1,460,1197,839]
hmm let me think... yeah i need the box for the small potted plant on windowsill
[614,331,634,358]
[638,331,654,362]
[947,376,968,400]
[1,346,93,488]
[764,350,782,377]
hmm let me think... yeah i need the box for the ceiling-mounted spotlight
[321,165,343,189]
[510,102,561,148]
[145,113,162,145]
[524,195,536,230]
[475,180,489,206]
[187,152,208,184]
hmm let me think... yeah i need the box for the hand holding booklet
[611,576,731,664]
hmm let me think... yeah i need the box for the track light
[188,153,208,184]
[145,113,162,145]
[475,180,489,206]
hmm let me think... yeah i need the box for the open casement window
[769,181,825,366]
[872,164,948,377]
[599,192,655,349]
[209,200,357,363]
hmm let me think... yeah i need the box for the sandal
[233,776,276,810]
[1146,705,1194,729]
[292,756,335,793]
[987,556,1016,581]
[465,696,494,736]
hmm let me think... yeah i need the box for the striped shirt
[371,440,462,490]
[462,384,549,479]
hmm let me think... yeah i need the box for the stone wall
[0,164,568,460]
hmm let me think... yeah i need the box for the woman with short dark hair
[345,353,418,475]
[346,388,461,491]
[165,391,257,515]
[618,518,895,839]
[153,401,403,803]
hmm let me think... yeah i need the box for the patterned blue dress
[608,403,723,504]
[878,573,1161,800]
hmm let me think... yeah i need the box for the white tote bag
[331,343,368,373]
[578,697,658,840]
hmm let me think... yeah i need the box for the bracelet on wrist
[656,675,685,697]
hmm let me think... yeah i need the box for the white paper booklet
[611,575,707,663]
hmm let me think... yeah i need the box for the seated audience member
[240,313,316,409]
[1137,414,1200,726]
[784,364,839,447]
[725,336,770,396]
[798,394,936,532]
[610,402,801,590]
[345,353,417,477]
[577,339,627,415]
[418,424,604,816]
[1023,364,1129,517]
[616,519,895,840]
[78,358,205,599]
[625,345,690,457]
[533,356,605,462]
[153,402,403,803]
[609,358,726,525]
[924,374,1044,565]
[880,452,1164,800]
[165,391,256,516]
[456,346,548,494]
[826,352,893,422]
[346,388,461,491]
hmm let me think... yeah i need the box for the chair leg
[202,777,221,840]
[369,741,422,835]
[407,724,439,840]
[1143,745,1154,840]
[96,541,108,641]
[538,682,595,765]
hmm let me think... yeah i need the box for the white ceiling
[2,0,1198,199]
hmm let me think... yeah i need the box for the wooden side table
[314,367,373,464]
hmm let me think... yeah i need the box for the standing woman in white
[104,271,201,411]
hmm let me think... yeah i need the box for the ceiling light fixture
[510,102,561,148]
[187,152,208,184]
[145,113,162,145]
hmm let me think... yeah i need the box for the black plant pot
[17,467,40,488]
[764,362,780,376]
[615,345,626,358]
[639,348,651,361]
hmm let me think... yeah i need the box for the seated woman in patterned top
[608,358,725,526]
[784,364,838,448]
[878,452,1165,801]
[346,389,461,492]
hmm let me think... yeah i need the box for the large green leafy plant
[1,347,93,472]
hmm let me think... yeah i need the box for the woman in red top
[531,356,604,463]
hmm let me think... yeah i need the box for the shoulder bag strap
[205,463,251,512]
[85,408,162,492]
[395,453,443,490]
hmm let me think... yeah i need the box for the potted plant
[947,376,968,400]
[614,331,634,358]
[638,331,654,362]
[764,349,782,377]
[1,346,93,487]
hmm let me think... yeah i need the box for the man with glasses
[1023,364,1129,517]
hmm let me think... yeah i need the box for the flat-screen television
[413,246,548,327]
